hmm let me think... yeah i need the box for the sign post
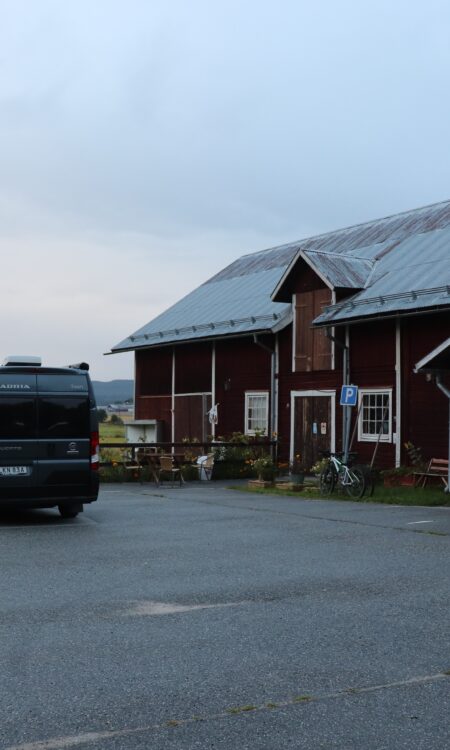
[340,385,358,463]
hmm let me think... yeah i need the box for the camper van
[0,357,99,518]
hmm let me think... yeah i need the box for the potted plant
[310,458,329,477]
[382,443,427,487]
[289,454,305,484]
[251,455,277,485]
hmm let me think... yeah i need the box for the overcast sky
[1,0,449,380]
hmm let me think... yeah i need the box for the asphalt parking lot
[0,482,449,750]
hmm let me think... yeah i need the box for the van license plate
[0,466,28,476]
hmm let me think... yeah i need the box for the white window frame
[357,388,393,443]
[245,391,269,436]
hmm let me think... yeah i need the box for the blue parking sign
[340,385,358,407]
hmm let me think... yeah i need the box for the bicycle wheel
[345,466,366,499]
[358,464,374,497]
[320,463,336,495]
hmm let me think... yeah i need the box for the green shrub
[211,432,272,479]
[252,454,277,481]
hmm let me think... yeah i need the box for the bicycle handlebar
[319,450,358,461]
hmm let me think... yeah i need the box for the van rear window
[0,398,35,438]
[38,397,90,438]
[0,374,36,392]
[37,374,88,393]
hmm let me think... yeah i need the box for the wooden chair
[122,448,144,483]
[123,447,160,485]
[413,458,449,489]
[159,455,184,487]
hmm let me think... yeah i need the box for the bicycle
[319,451,367,499]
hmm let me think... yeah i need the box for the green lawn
[99,421,126,443]
[235,483,449,507]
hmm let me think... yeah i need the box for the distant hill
[92,380,134,406]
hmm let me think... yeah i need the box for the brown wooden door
[293,396,332,470]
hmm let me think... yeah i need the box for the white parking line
[407,520,434,525]
[5,671,449,750]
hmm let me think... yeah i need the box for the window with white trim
[245,392,269,436]
[357,389,392,442]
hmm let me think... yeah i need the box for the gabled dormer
[272,249,372,372]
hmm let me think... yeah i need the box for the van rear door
[36,373,91,497]
[0,373,37,494]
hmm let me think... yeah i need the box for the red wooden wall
[401,312,449,462]
[134,309,449,467]
[135,336,273,442]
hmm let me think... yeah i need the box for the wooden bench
[413,458,449,489]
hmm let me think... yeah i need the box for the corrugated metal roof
[111,267,293,351]
[272,199,450,302]
[314,225,450,326]
[303,251,374,289]
[299,200,450,255]
[111,199,450,353]
[208,242,298,282]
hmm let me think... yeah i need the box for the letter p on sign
[340,385,358,407]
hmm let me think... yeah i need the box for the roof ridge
[240,198,450,259]
[304,249,375,262]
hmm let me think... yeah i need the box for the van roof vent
[3,355,42,367]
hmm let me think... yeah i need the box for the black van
[0,357,99,518]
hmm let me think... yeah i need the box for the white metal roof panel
[111,200,450,353]
[314,226,450,326]
[303,250,374,288]
[112,267,292,351]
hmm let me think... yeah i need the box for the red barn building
[110,200,450,470]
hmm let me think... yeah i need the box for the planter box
[248,479,274,489]
[383,474,415,488]
[383,476,400,487]
[275,481,304,492]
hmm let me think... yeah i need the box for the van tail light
[90,431,100,470]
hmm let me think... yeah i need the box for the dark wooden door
[293,396,332,470]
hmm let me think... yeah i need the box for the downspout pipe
[326,327,350,458]
[253,334,276,449]
[435,375,450,493]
